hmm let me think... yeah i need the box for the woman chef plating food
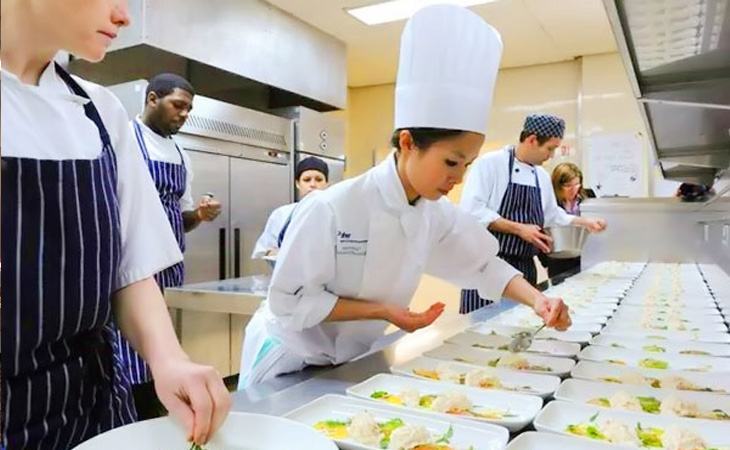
[1,0,230,448]
[238,4,572,388]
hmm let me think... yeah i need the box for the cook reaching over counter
[237,4,572,389]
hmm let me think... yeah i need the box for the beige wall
[342,84,396,178]
[341,52,651,313]
[579,53,651,196]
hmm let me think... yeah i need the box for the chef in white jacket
[238,4,572,388]
[251,156,330,259]
[458,114,607,313]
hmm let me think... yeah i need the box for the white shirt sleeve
[84,82,183,290]
[460,156,502,226]
[540,168,575,227]
[426,200,521,301]
[267,196,339,331]
[179,148,195,212]
[251,205,288,259]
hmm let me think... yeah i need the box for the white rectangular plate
[590,335,730,357]
[284,394,509,450]
[564,303,618,316]
[494,307,609,326]
[424,343,575,377]
[598,328,730,343]
[560,299,621,311]
[445,331,581,358]
[555,378,730,422]
[603,319,727,333]
[620,297,718,308]
[391,356,561,398]
[608,311,725,325]
[470,323,593,344]
[609,304,723,317]
[534,400,730,448]
[506,431,625,450]
[578,345,730,372]
[345,373,542,432]
[484,316,603,333]
[570,360,730,395]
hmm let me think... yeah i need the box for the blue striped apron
[115,120,187,385]
[460,147,545,314]
[277,207,296,247]
[1,63,136,449]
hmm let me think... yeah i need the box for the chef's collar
[1,61,90,106]
[374,151,425,214]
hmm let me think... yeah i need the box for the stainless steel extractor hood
[69,0,346,112]
[603,0,730,187]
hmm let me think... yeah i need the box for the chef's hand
[584,217,607,233]
[385,302,445,333]
[152,357,231,445]
[533,295,572,331]
[517,224,553,253]
[265,248,279,257]
[196,196,222,222]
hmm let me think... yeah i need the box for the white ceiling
[267,0,618,87]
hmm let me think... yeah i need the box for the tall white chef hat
[394,4,503,135]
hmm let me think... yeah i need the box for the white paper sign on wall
[586,132,645,197]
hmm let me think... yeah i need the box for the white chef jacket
[249,154,520,368]
[460,146,575,228]
[251,202,297,259]
[132,116,195,212]
[1,63,183,289]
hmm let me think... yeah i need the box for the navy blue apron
[277,208,296,248]
[1,63,136,449]
[460,147,545,314]
[115,120,188,385]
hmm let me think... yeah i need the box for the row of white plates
[499,263,730,449]
[74,262,728,449]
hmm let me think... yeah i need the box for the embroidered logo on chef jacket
[336,231,368,256]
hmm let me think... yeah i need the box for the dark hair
[146,73,195,99]
[391,128,465,150]
[519,130,552,145]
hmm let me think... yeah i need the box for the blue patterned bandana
[523,113,565,139]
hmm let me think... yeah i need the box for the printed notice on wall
[586,132,644,197]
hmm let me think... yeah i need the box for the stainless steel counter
[165,275,270,315]
[165,275,271,377]
[230,301,518,416]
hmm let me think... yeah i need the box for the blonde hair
[552,162,585,203]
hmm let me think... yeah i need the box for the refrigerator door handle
[218,227,227,280]
[234,227,241,278]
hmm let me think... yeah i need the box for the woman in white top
[1,1,229,447]
[238,4,572,389]
[252,156,330,259]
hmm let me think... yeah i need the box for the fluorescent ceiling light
[346,0,498,26]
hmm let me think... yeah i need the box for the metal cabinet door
[182,150,231,283]
[229,157,291,277]
[326,159,345,184]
